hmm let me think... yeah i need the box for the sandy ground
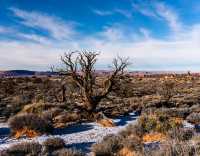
[0,112,138,153]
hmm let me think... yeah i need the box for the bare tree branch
[59,50,130,112]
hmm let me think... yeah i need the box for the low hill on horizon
[0,70,55,77]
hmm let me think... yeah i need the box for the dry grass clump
[14,128,40,138]
[143,108,190,119]
[119,122,145,138]
[54,112,80,123]
[121,136,143,153]
[157,108,190,119]
[43,137,65,152]
[52,148,84,156]
[97,118,116,127]
[0,141,83,156]
[91,134,123,156]
[92,132,144,156]
[186,112,200,124]
[9,113,53,138]
[148,140,196,156]
[0,142,42,156]
[21,102,56,114]
[41,107,63,122]
[167,127,194,141]
[143,132,166,143]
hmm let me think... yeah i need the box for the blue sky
[0,0,200,71]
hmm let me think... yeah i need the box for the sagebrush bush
[167,127,194,141]
[2,142,42,156]
[145,108,190,119]
[9,113,53,136]
[121,136,143,153]
[43,137,65,152]
[52,148,84,156]
[186,112,200,124]
[191,136,200,155]
[119,123,144,138]
[138,114,183,134]
[149,140,196,156]
[91,134,123,156]
[21,102,55,114]
[41,108,63,122]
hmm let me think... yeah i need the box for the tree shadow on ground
[114,112,138,126]
[53,123,94,135]
[0,127,10,137]
[0,127,10,144]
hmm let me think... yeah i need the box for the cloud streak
[155,3,182,32]
[132,1,182,32]
[10,7,77,40]
[93,8,132,18]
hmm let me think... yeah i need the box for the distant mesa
[0,70,57,77]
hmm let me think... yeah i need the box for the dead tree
[60,51,129,112]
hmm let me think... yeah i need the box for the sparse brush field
[1,74,200,155]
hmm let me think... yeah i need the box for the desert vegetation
[1,51,200,155]
[0,138,84,156]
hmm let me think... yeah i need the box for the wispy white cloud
[18,33,53,45]
[155,3,182,32]
[0,26,15,34]
[114,9,132,18]
[132,1,182,32]
[93,8,132,18]
[92,9,113,16]
[132,2,158,19]
[9,7,77,40]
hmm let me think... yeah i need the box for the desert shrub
[121,136,143,153]
[52,148,84,156]
[43,137,65,152]
[119,123,145,138]
[139,115,158,133]
[139,115,176,134]
[119,114,183,144]
[9,113,53,136]
[136,114,183,135]
[54,112,81,124]
[21,102,55,114]
[189,104,200,113]
[186,112,200,124]
[91,134,123,156]
[158,79,177,104]
[142,108,190,119]
[2,142,42,156]
[41,108,63,122]
[191,136,200,155]
[155,108,190,119]
[167,127,194,141]
[149,140,195,156]
[32,77,43,83]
